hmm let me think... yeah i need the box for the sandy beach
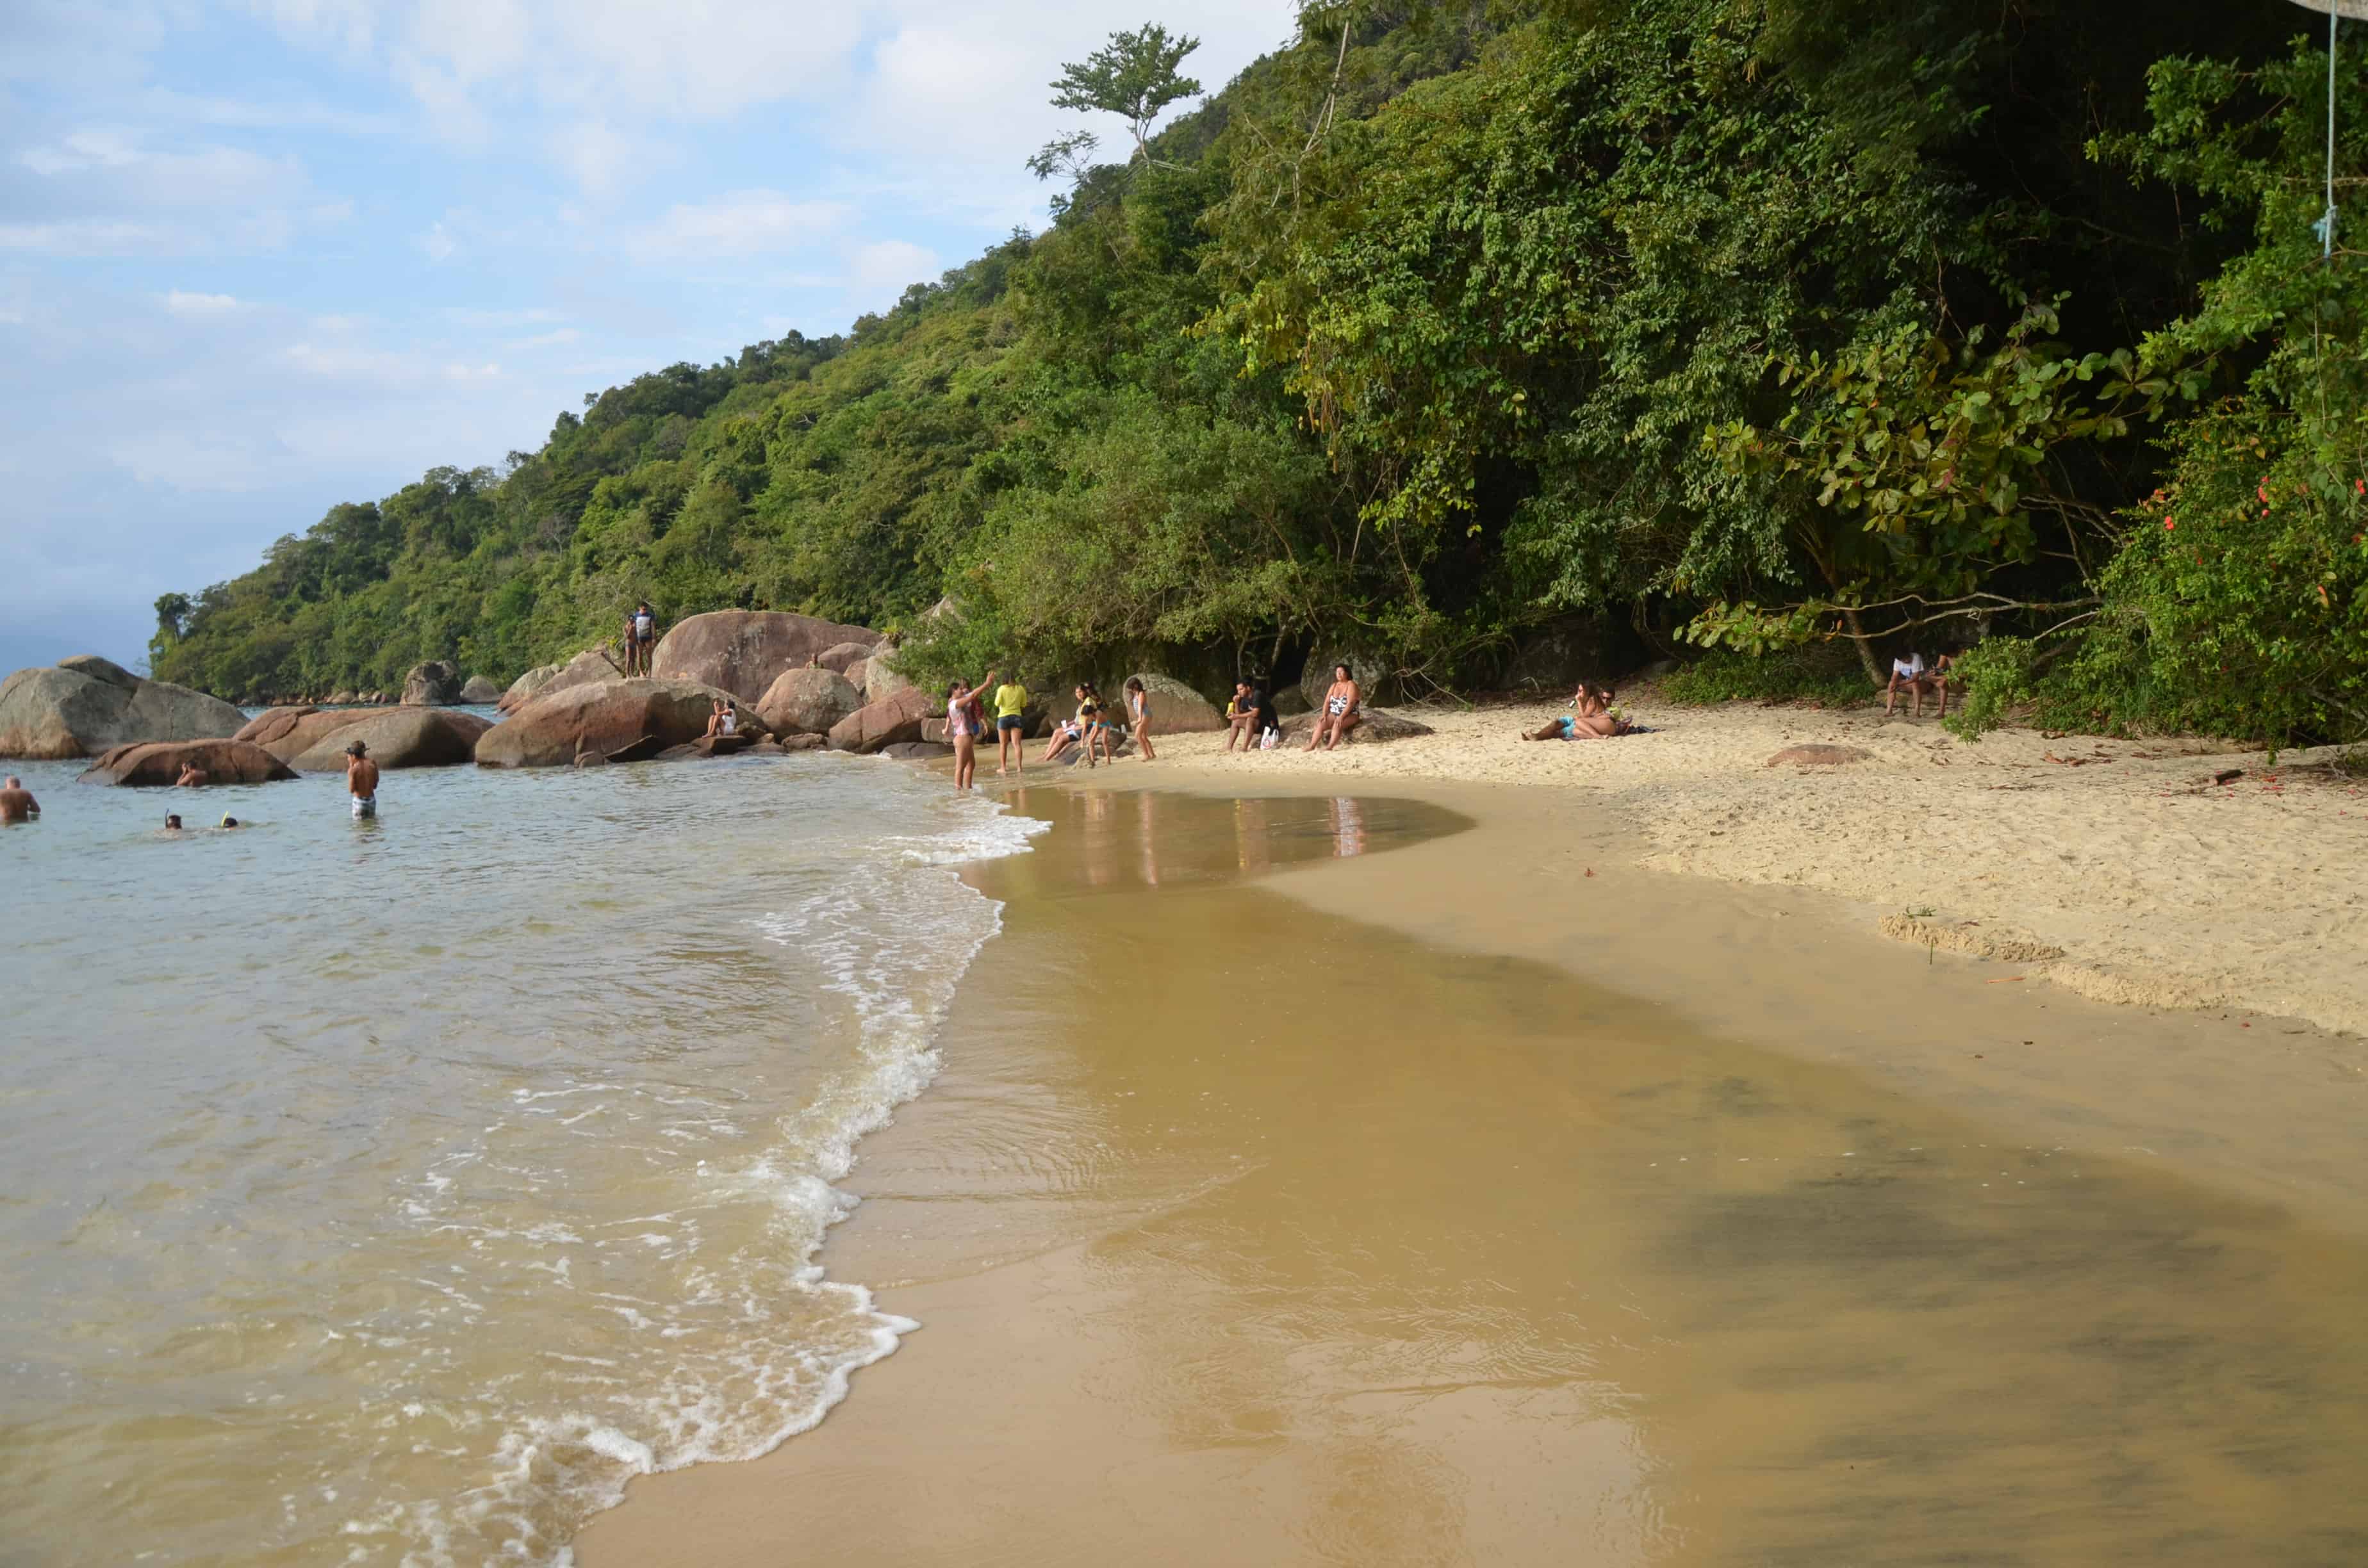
[579,740,2368,1567]
[1141,690,2368,1038]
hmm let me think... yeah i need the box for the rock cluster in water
[0,656,245,760]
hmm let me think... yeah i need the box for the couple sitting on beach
[1886,651,1957,719]
[1523,682,1632,741]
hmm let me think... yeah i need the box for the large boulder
[459,674,502,704]
[498,663,560,714]
[0,660,245,759]
[400,660,462,706]
[815,641,878,676]
[476,678,765,768]
[56,653,140,690]
[650,612,878,706]
[1298,651,1399,712]
[756,667,864,737]
[828,685,938,754]
[1126,674,1226,734]
[862,649,913,704]
[238,707,373,762]
[290,707,491,771]
[77,739,298,787]
[1278,706,1435,746]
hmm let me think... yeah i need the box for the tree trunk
[1839,607,1884,687]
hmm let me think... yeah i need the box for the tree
[1037,23,1202,179]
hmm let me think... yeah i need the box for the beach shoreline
[577,758,2368,1567]
[1104,690,2368,1040]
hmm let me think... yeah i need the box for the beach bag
[1259,726,1279,750]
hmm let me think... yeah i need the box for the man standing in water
[0,776,37,823]
[992,672,1030,776]
[345,739,380,819]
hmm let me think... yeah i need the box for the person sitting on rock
[1304,664,1361,751]
[345,739,380,820]
[705,698,740,740]
[1885,649,1946,719]
[175,760,209,788]
[0,775,37,824]
[1042,688,1088,764]
[1223,682,1257,752]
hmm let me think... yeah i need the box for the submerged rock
[0,660,245,759]
[880,740,953,760]
[78,739,297,787]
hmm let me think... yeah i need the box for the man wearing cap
[345,739,381,819]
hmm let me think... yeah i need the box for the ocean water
[0,742,1044,1565]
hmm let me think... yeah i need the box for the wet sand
[580,785,2368,1567]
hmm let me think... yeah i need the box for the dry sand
[1137,692,2368,1038]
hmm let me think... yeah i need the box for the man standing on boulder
[0,775,37,824]
[630,601,659,677]
[345,739,380,819]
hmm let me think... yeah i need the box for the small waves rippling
[0,751,1044,1565]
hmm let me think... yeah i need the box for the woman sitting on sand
[1524,683,1629,740]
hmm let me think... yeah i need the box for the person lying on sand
[1305,664,1361,751]
[1524,683,1630,740]
[175,761,209,787]
[0,775,37,823]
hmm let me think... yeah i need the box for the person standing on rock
[992,674,1030,777]
[630,601,659,677]
[345,739,381,819]
[1305,664,1361,751]
[0,776,37,824]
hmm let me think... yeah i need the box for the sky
[0,0,1299,676]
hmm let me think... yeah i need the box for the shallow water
[579,784,2368,1567]
[0,749,1056,1564]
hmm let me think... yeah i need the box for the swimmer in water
[163,813,184,832]
[218,815,241,829]
[0,775,37,824]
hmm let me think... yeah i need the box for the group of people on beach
[1522,682,1632,741]
[927,662,1374,790]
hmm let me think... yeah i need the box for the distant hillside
[151,1,2360,754]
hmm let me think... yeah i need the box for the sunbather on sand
[1523,683,1628,740]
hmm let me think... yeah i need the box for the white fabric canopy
[2283,1,2368,19]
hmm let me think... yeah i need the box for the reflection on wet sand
[582,788,2368,1568]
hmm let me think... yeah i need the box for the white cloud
[629,191,845,259]
[850,238,936,293]
[6,129,338,256]
[419,220,457,261]
[165,290,241,314]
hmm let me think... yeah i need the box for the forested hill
[154,1,2366,753]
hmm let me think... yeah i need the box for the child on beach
[944,669,996,790]
[1123,676,1157,762]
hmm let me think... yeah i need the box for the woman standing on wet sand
[945,670,994,790]
[1122,676,1157,762]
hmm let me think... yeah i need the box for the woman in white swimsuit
[1305,664,1361,751]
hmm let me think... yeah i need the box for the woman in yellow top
[992,676,1030,776]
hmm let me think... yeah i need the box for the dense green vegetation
[153,0,2364,752]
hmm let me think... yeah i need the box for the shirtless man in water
[0,776,37,824]
[175,760,209,787]
[345,739,381,819]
